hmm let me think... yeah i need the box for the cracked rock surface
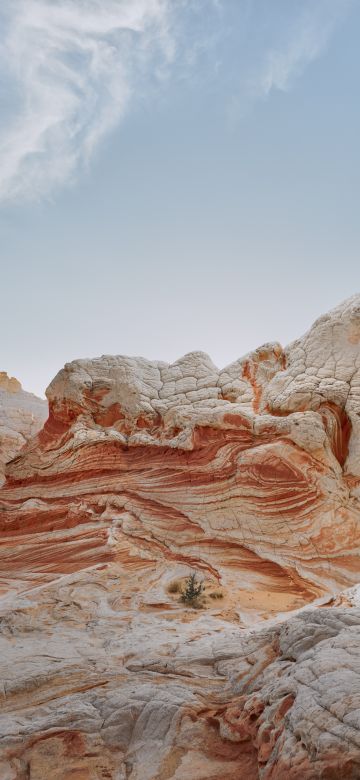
[1,570,360,779]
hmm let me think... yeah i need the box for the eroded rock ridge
[1,295,360,778]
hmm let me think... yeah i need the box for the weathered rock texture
[1,295,360,778]
[1,569,360,779]
[2,295,360,601]
[0,372,47,485]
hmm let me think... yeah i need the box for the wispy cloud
[253,1,352,98]
[226,0,352,124]
[0,0,352,204]
[0,0,176,203]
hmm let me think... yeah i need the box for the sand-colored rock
[1,566,360,779]
[0,373,48,485]
[1,295,360,777]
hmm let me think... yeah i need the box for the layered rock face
[0,372,48,485]
[1,295,360,778]
[2,295,360,601]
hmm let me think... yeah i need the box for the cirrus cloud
[0,0,353,205]
[0,0,176,203]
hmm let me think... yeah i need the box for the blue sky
[1,0,359,397]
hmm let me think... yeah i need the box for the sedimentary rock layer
[2,296,360,603]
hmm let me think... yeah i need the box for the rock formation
[0,372,48,485]
[1,295,360,778]
[1,563,360,780]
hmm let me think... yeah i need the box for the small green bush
[181,572,204,607]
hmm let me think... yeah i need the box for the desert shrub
[167,580,180,594]
[209,590,224,600]
[181,572,204,607]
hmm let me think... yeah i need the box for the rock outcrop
[2,295,360,603]
[1,567,360,779]
[1,295,360,778]
[0,372,48,485]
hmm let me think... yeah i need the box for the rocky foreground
[1,295,360,778]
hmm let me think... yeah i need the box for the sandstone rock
[2,297,360,602]
[0,566,360,778]
[0,373,48,485]
[1,296,360,778]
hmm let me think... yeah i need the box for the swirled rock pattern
[1,568,360,779]
[1,295,360,778]
[2,295,360,601]
[0,372,47,486]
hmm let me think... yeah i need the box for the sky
[0,0,359,398]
